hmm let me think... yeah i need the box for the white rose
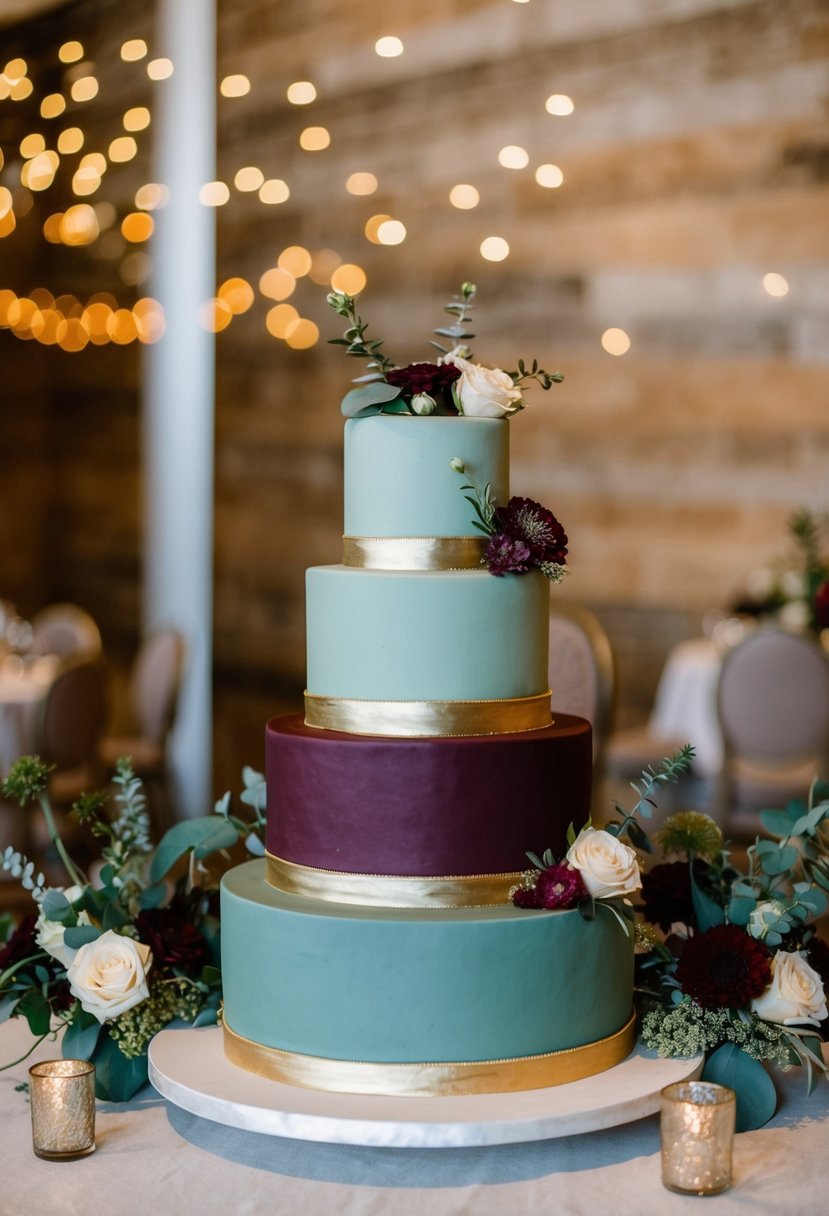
[751,950,828,1027]
[565,827,642,899]
[445,354,524,418]
[67,930,153,1024]
[36,909,91,968]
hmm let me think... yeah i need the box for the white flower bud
[411,392,436,416]
[449,456,465,473]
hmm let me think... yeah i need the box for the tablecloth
[1,1017,827,1216]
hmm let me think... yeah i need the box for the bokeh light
[147,58,174,80]
[299,126,330,151]
[364,214,392,243]
[199,298,232,333]
[218,277,254,314]
[199,180,229,206]
[109,136,138,162]
[82,301,113,344]
[287,81,316,105]
[375,36,403,57]
[480,236,510,262]
[135,182,169,210]
[60,204,99,245]
[20,133,46,158]
[545,93,574,116]
[265,303,299,338]
[285,318,319,349]
[123,106,150,131]
[107,308,139,343]
[121,40,148,62]
[535,163,564,188]
[259,179,290,204]
[121,212,154,242]
[346,172,378,196]
[70,76,98,103]
[133,297,166,343]
[57,127,84,154]
[309,249,342,285]
[377,219,406,245]
[58,42,83,64]
[330,263,366,295]
[259,268,296,301]
[763,272,789,297]
[40,93,66,118]
[278,245,312,277]
[449,184,479,209]
[498,145,529,169]
[234,166,265,192]
[220,74,250,97]
[601,327,631,356]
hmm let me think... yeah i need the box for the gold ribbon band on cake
[266,851,522,908]
[223,1013,637,1096]
[304,690,552,737]
[342,535,487,571]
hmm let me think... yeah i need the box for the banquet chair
[710,628,829,836]
[29,655,109,866]
[548,603,616,807]
[31,603,102,660]
[98,629,185,832]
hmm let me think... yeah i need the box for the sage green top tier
[344,416,509,538]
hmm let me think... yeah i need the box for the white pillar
[143,0,216,818]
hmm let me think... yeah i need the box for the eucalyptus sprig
[604,745,696,852]
[326,290,395,377]
[429,281,477,357]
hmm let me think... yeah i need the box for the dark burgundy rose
[495,497,568,567]
[485,533,532,576]
[676,924,771,1010]
[640,861,697,933]
[0,915,38,973]
[535,863,587,910]
[385,361,461,403]
[135,908,209,972]
[814,581,829,632]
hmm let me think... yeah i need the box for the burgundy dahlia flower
[135,908,209,973]
[675,923,771,1010]
[385,361,461,404]
[535,863,587,910]
[640,861,704,933]
[495,497,568,567]
[485,533,532,576]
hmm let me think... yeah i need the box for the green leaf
[64,924,101,950]
[16,989,51,1037]
[702,1043,777,1131]
[354,403,383,418]
[382,397,411,415]
[41,889,73,924]
[138,882,169,910]
[340,382,401,418]
[102,902,131,931]
[62,1007,102,1060]
[727,895,756,926]
[690,865,725,930]
[758,844,799,877]
[91,1033,149,1102]
[200,964,221,986]
[0,993,20,1023]
[760,803,803,839]
[791,807,828,837]
[566,822,576,848]
[150,816,241,883]
[192,1007,217,1028]
[626,819,653,853]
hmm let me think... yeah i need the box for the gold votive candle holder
[660,1081,736,1196]
[29,1059,96,1161]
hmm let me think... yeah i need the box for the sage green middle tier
[306,565,549,701]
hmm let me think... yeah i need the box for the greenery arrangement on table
[327,280,563,419]
[733,507,829,637]
[510,748,829,1130]
[0,756,266,1101]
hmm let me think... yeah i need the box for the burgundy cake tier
[265,712,592,879]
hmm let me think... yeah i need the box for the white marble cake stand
[148,1026,702,1149]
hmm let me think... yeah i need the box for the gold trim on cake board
[222,1013,637,1096]
[304,690,553,737]
[342,535,487,571]
[266,852,522,908]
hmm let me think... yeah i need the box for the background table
[1,1017,826,1215]
[648,638,724,776]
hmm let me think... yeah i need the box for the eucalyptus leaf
[354,403,382,418]
[102,902,131,931]
[791,807,828,837]
[16,989,51,1037]
[690,865,725,931]
[759,806,801,838]
[702,1043,777,1131]
[340,382,401,418]
[64,924,101,949]
[201,964,221,986]
[91,1033,149,1102]
[727,895,756,926]
[382,397,412,415]
[41,889,72,924]
[192,1007,218,1028]
[62,1008,103,1061]
[0,993,19,1023]
[759,844,799,876]
[150,816,241,883]
[138,882,169,910]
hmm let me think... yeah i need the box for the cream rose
[67,930,153,1024]
[565,827,642,899]
[445,354,524,418]
[751,950,828,1027]
[36,909,91,968]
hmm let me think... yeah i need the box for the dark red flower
[485,533,532,576]
[535,863,587,910]
[135,908,209,973]
[49,980,75,1013]
[0,915,38,973]
[676,924,771,1009]
[495,497,568,567]
[512,885,541,909]
[805,936,829,992]
[640,861,702,932]
[385,361,461,405]
[814,581,829,632]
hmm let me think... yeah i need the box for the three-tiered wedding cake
[219,412,635,1096]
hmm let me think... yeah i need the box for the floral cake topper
[327,281,563,419]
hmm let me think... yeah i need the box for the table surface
[1,1017,827,1216]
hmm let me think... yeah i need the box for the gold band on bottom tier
[266,852,523,908]
[223,1013,637,1096]
[304,690,553,737]
[342,535,487,571]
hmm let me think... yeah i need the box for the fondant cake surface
[266,712,592,883]
[221,860,634,1081]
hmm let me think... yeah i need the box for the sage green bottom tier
[221,861,634,1094]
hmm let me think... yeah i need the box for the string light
[299,126,330,151]
[284,318,319,349]
[58,42,84,64]
[449,184,479,209]
[218,277,254,314]
[265,303,299,338]
[123,107,150,131]
[375,36,403,57]
[286,81,316,105]
[376,219,406,245]
[109,136,138,162]
[498,145,529,169]
[133,297,165,343]
[220,74,250,98]
[40,94,66,119]
[258,179,289,204]
[199,181,229,206]
[120,40,147,62]
[480,236,510,262]
[82,301,113,344]
[330,263,366,294]
[107,308,139,343]
[259,268,296,300]
[346,172,378,196]
[545,93,574,116]
[278,245,312,276]
[535,163,564,188]
[70,76,99,103]
[147,58,174,81]
[234,166,264,192]
[57,127,84,154]
[601,327,631,355]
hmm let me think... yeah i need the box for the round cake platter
[148,1026,702,1149]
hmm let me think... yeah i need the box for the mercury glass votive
[29,1059,96,1160]
[660,1081,736,1196]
